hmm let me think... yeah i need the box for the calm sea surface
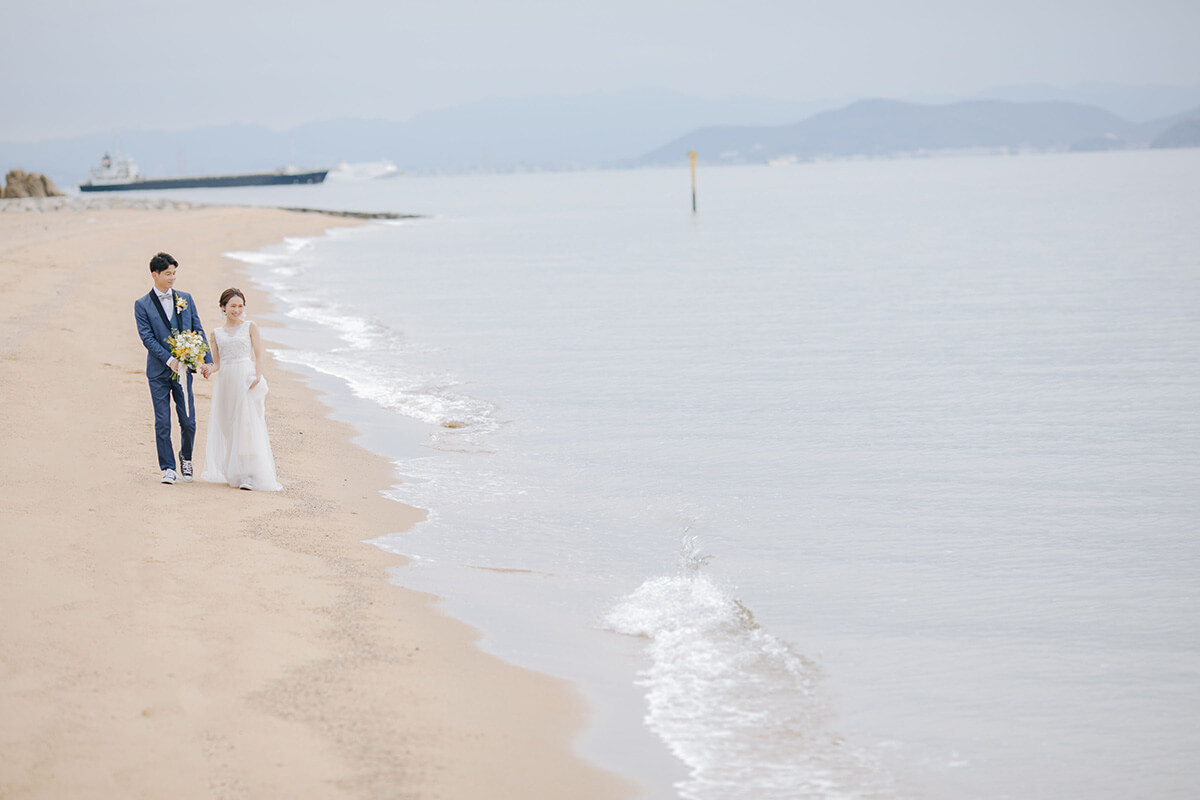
[167,150,1198,799]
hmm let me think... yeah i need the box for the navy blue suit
[134,289,213,472]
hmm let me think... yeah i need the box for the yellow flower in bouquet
[166,329,209,383]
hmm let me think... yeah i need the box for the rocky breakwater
[2,169,63,198]
[0,195,206,213]
[1,195,418,219]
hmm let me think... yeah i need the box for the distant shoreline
[0,194,418,220]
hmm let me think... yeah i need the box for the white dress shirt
[155,289,174,321]
[154,290,179,369]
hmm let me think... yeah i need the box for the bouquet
[166,329,209,415]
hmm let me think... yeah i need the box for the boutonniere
[175,294,188,313]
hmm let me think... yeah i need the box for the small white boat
[327,159,401,182]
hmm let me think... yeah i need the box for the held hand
[167,356,182,375]
[200,364,211,379]
[249,375,261,390]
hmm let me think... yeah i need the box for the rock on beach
[2,169,64,199]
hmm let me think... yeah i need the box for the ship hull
[80,170,328,192]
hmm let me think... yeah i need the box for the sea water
[165,149,1199,799]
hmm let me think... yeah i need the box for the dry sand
[0,203,633,799]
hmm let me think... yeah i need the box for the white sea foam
[229,232,498,438]
[606,537,898,800]
[224,236,312,267]
[223,250,280,267]
[269,347,498,435]
[284,304,398,350]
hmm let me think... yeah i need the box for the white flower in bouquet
[166,330,209,415]
[167,329,208,379]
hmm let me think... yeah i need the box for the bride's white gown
[201,321,281,491]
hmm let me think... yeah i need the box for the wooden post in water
[689,150,697,213]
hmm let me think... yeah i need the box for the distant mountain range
[3,84,1199,187]
[0,90,843,187]
[635,98,1200,167]
[968,81,1200,124]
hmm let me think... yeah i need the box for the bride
[201,288,281,491]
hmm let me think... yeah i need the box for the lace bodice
[214,321,253,362]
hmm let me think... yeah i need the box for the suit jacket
[134,289,213,379]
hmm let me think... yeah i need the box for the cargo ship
[79,152,328,192]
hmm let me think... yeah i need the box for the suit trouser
[148,371,195,471]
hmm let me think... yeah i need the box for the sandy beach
[0,202,632,799]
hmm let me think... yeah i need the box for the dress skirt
[201,355,281,491]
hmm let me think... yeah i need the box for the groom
[134,252,212,484]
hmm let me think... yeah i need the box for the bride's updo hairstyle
[219,287,246,310]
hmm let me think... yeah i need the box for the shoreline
[0,205,633,798]
[0,194,418,220]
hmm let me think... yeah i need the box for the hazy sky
[3,0,1199,142]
